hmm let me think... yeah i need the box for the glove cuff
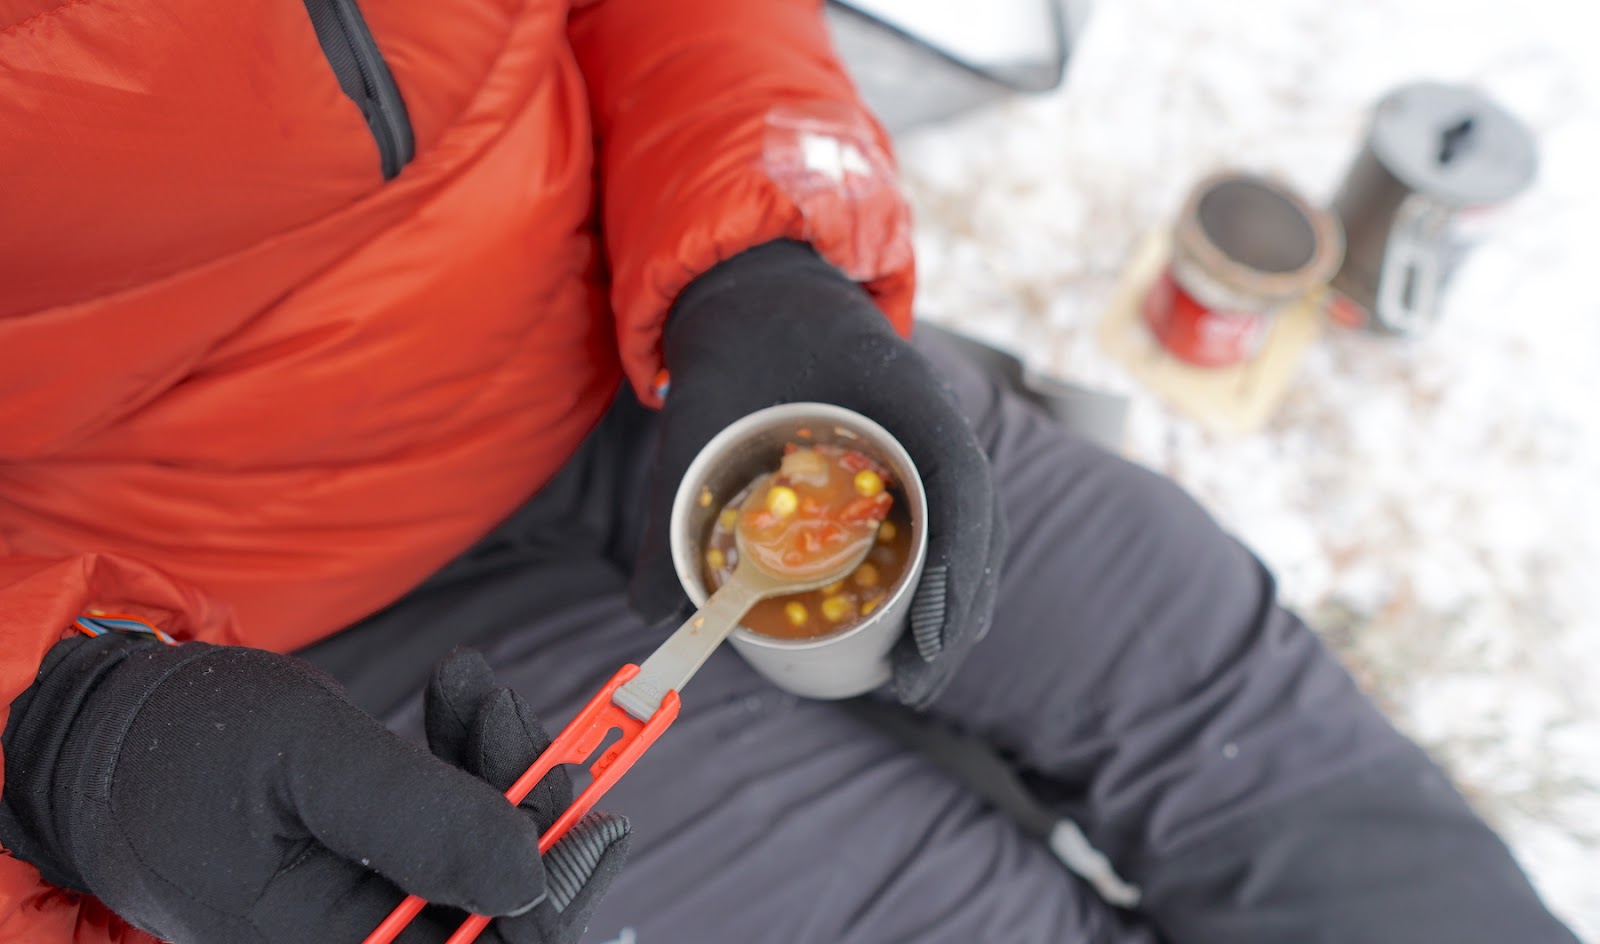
[664,239,887,365]
[2,634,160,890]
[0,636,212,892]
[524,811,632,941]
[671,239,853,310]
[543,811,630,914]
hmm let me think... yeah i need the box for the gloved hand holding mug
[633,239,1006,708]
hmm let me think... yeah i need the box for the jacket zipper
[301,0,416,180]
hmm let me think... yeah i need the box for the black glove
[632,239,1006,707]
[423,650,630,943]
[0,636,627,944]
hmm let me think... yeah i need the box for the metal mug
[669,403,929,699]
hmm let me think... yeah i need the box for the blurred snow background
[852,0,1600,937]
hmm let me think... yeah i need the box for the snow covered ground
[882,0,1600,937]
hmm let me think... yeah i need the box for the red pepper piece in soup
[737,445,894,582]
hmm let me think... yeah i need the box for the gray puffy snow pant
[302,332,1577,944]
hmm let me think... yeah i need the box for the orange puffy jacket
[0,0,913,937]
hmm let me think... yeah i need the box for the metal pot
[1330,81,1538,334]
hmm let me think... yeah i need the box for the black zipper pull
[301,0,415,180]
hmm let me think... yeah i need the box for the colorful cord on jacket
[74,613,178,646]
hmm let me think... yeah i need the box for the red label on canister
[1142,267,1268,367]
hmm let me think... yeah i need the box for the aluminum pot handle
[1376,193,1451,334]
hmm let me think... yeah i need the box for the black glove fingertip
[470,687,574,833]
[425,648,499,767]
[438,802,550,917]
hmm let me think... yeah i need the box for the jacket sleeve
[1,554,230,944]
[567,0,917,407]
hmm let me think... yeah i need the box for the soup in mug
[702,444,913,640]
